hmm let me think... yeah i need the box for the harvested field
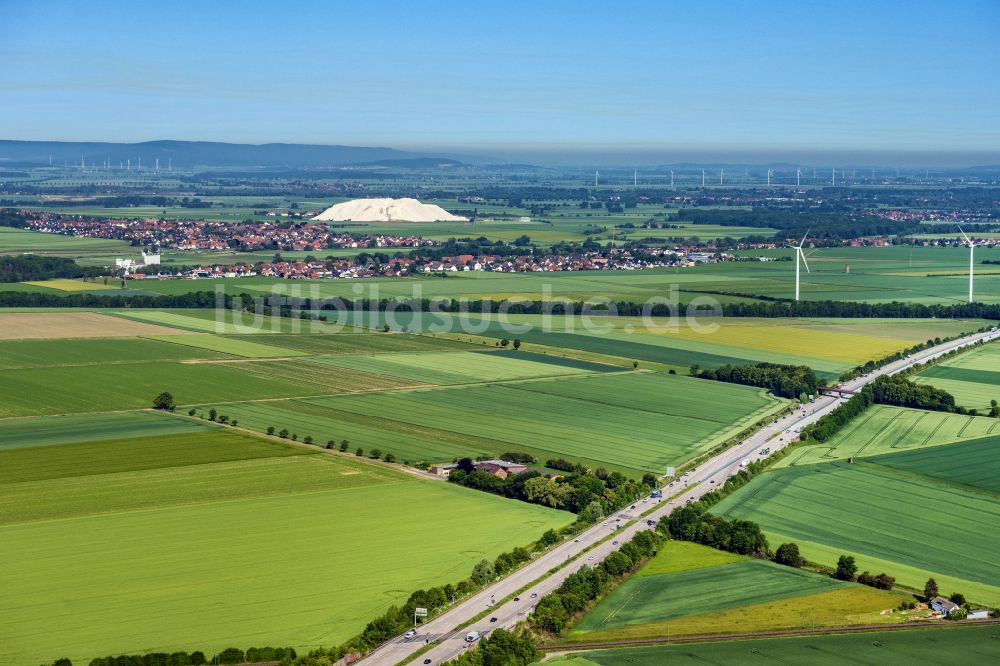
[0,312,191,339]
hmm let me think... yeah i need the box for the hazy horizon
[1,0,997,168]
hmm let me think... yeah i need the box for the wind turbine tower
[959,227,975,303]
[832,168,836,186]
[796,169,801,187]
[634,169,637,187]
[794,229,811,301]
[701,169,705,187]
[719,169,724,185]
[767,169,772,186]
[594,170,599,187]
[670,169,674,186]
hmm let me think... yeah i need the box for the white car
[404,629,416,639]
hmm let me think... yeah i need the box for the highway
[360,328,999,666]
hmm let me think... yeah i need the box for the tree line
[693,362,820,399]
[0,255,104,283]
[447,458,656,518]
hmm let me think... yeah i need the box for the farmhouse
[930,596,960,616]
[428,460,530,479]
[475,460,529,479]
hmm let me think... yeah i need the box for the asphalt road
[361,328,999,666]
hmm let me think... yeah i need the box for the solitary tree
[383,452,396,463]
[187,408,196,416]
[499,338,510,348]
[949,592,967,606]
[991,399,999,418]
[774,542,804,568]
[924,578,939,600]
[278,428,289,439]
[632,361,639,369]
[267,426,276,436]
[512,339,521,350]
[369,448,382,459]
[339,441,349,452]
[208,408,217,421]
[326,440,335,449]
[303,435,314,445]
[152,392,175,411]
[834,554,857,581]
[355,447,364,456]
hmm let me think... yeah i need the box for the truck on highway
[465,631,481,643]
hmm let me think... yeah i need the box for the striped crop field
[144,333,310,358]
[552,626,1000,666]
[776,405,1000,467]
[293,373,784,475]
[226,332,479,355]
[308,350,605,384]
[565,541,907,643]
[865,435,1000,496]
[0,411,218,452]
[712,459,1000,605]
[913,341,1000,410]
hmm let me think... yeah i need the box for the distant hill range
[0,140,464,169]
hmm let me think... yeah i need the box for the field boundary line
[538,618,1000,651]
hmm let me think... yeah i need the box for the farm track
[537,618,1000,652]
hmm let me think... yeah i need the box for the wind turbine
[794,228,811,301]
[959,227,975,303]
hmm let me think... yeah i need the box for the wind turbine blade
[958,226,971,244]
[799,248,811,273]
[798,227,811,248]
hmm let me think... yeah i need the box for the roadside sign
[666,467,675,477]
[414,607,428,617]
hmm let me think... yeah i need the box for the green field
[572,560,848,634]
[308,350,607,384]
[0,359,349,417]
[776,405,1000,467]
[0,411,218,451]
[228,332,482,355]
[551,625,1000,665]
[144,333,311,358]
[0,336,231,369]
[0,226,131,259]
[913,342,1000,410]
[566,541,909,643]
[208,372,784,475]
[8,243,998,305]
[0,427,570,664]
[713,456,1000,605]
[318,312,992,377]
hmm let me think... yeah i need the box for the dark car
[513,596,520,601]
[424,659,432,664]
[490,616,498,622]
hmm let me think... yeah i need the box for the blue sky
[1,0,998,164]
